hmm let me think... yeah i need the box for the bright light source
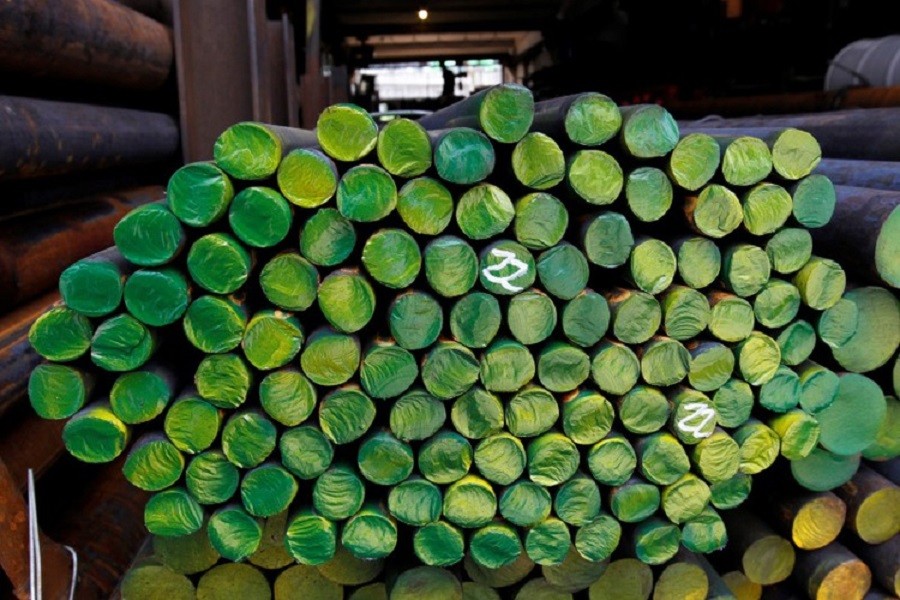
[418,8,428,20]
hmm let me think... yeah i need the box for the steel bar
[0,96,178,180]
[0,0,173,90]
[809,186,900,288]
[0,293,59,418]
[172,0,266,162]
[669,86,900,119]
[417,84,534,143]
[0,186,161,310]
[681,109,900,161]
[815,159,900,192]
[0,165,170,221]
[0,413,65,492]
[836,466,900,544]
[13,85,900,594]
[791,542,871,600]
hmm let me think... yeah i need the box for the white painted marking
[482,248,529,293]
[676,402,715,438]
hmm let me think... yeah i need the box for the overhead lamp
[418,8,429,20]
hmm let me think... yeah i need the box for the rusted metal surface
[0,292,60,420]
[265,19,290,126]
[328,65,350,107]
[0,96,179,181]
[284,13,300,128]
[0,0,173,90]
[0,166,171,222]
[173,0,254,162]
[249,0,275,125]
[0,186,162,311]
[172,0,297,162]
[0,457,73,600]
[299,0,328,129]
[668,85,900,119]
[0,409,66,492]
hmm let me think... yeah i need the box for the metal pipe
[814,158,900,192]
[0,292,60,420]
[811,186,900,289]
[0,166,171,222]
[668,86,900,119]
[681,109,900,161]
[0,186,163,310]
[0,0,173,90]
[0,96,179,180]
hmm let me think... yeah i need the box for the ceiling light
[418,8,429,20]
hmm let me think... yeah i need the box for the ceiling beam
[340,21,552,36]
[330,0,557,11]
[338,7,552,25]
[345,31,535,45]
[335,7,556,35]
[359,53,510,66]
[368,40,516,60]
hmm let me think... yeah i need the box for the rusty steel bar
[262,18,290,126]
[668,86,900,119]
[0,186,162,311]
[249,0,275,125]
[0,0,173,90]
[173,0,255,162]
[0,410,68,595]
[0,412,66,492]
[0,166,170,222]
[172,0,294,162]
[283,13,300,128]
[0,96,179,180]
[0,293,60,420]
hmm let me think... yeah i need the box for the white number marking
[482,248,529,293]
[676,402,715,439]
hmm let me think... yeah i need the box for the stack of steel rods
[117,539,739,599]
[694,471,899,600]
[24,85,899,596]
[115,484,900,600]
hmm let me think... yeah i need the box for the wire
[64,545,78,600]
[28,469,42,600]
[28,469,79,600]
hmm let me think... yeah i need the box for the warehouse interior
[0,0,899,598]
